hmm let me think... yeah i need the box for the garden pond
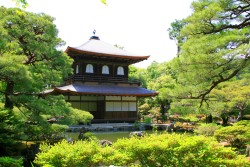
[66,130,156,142]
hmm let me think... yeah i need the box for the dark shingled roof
[45,84,157,97]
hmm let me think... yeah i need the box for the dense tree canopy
[0,7,72,107]
[12,0,28,8]
[170,0,250,106]
[134,0,250,122]
[167,19,186,56]
[0,7,92,143]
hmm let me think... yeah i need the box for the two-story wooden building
[48,35,157,123]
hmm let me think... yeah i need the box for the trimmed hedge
[34,133,250,167]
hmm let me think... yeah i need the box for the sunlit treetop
[182,0,250,36]
[12,0,28,8]
[169,0,250,107]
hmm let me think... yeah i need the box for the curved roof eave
[53,89,157,97]
[65,46,150,60]
[44,84,158,97]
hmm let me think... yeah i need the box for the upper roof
[65,36,150,63]
[44,83,157,97]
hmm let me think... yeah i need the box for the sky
[0,0,194,68]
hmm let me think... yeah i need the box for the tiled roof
[46,83,157,97]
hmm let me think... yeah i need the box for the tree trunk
[4,81,14,109]
[236,110,243,122]
[177,45,181,57]
[160,103,165,116]
[206,114,213,123]
[221,116,228,126]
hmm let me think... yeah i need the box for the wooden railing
[68,74,140,85]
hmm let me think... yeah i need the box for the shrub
[49,124,69,141]
[68,108,93,125]
[214,120,250,149]
[174,121,183,127]
[144,116,151,124]
[78,132,97,141]
[34,140,101,167]
[0,157,23,167]
[194,123,221,136]
[112,134,249,167]
[35,134,250,167]
[180,114,199,122]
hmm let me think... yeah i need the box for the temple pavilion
[48,35,157,123]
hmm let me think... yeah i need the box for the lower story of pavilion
[65,95,138,123]
[46,83,157,123]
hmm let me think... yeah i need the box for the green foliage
[0,106,21,145]
[0,104,24,155]
[128,65,147,88]
[51,124,68,136]
[195,123,221,136]
[78,132,97,141]
[138,103,150,116]
[168,19,186,41]
[0,7,93,144]
[67,108,93,125]
[210,80,250,121]
[167,0,250,112]
[35,140,101,167]
[144,116,151,124]
[11,0,28,8]
[168,19,187,55]
[214,121,250,149]
[148,107,161,123]
[35,134,250,167]
[0,7,73,90]
[0,157,23,167]
[180,114,199,122]
[100,0,107,5]
[153,0,250,127]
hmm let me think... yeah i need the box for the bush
[112,134,249,167]
[214,120,250,149]
[34,140,101,167]
[78,132,97,141]
[49,124,69,141]
[68,108,93,125]
[194,123,221,136]
[180,114,199,122]
[144,117,151,124]
[34,134,250,167]
[0,157,23,167]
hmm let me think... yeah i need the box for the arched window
[76,65,79,74]
[102,65,109,74]
[117,66,124,75]
[86,64,93,73]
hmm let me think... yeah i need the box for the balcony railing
[68,74,140,85]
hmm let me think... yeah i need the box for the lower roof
[45,83,157,97]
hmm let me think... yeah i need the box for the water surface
[66,131,154,142]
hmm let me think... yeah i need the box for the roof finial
[90,30,100,40]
